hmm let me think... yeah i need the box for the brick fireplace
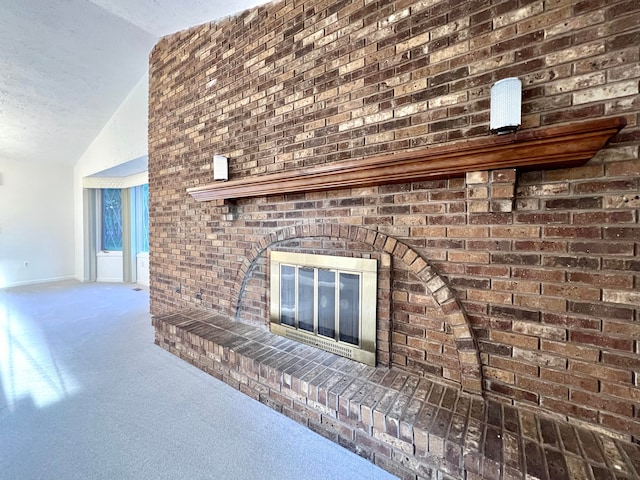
[149,0,640,477]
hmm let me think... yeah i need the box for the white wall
[73,74,149,281]
[137,252,150,286]
[0,160,75,287]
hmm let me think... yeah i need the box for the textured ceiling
[0,0,267,167]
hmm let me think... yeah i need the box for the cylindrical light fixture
[490,77,522,135]
[213,155,228,181]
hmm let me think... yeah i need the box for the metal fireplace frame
[269,250,377,366]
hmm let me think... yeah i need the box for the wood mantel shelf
[187,117,626,202]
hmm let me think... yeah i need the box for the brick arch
[232,223,483,395]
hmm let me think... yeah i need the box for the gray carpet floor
[0,280,396,479]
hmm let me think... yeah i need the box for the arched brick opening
[232,223,483,395]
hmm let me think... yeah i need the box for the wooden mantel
[187,117,626,202]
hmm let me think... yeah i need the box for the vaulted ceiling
[0,0,267,167]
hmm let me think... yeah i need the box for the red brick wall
[149,0,640,438]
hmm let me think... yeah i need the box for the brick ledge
[152,309,640,480]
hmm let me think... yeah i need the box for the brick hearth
[153,309,640,480]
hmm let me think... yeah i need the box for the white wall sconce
[490,77,522,135]
[213,155,229,181]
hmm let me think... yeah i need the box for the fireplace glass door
[270,251,377,366]
[317,269,336,339]
[338,273,359,345]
